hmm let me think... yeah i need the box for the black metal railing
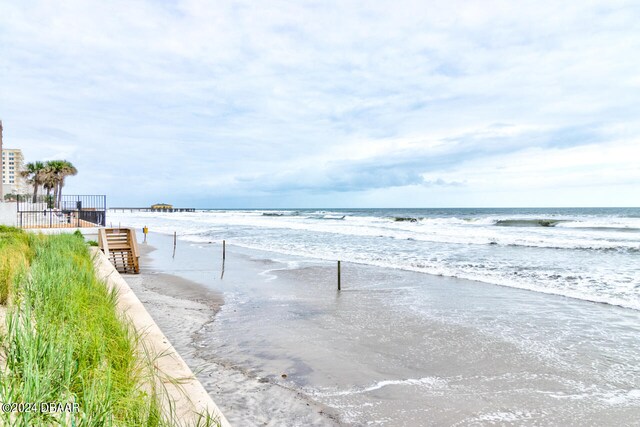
[17,195,106,228]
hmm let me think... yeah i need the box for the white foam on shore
[311,377,447,397]
[542,388,640,407]
[258,260,301,282]
[107,210,640,311]
[464,410,535,424]
[600,389,640,406]
[110,210,640,251]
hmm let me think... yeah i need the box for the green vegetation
[20,160,77,206]
[0,228,219,426]
[3,193,28,202]
[0,226,31,304]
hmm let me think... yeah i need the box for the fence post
[76,199,81,228]
[337,260,341,291]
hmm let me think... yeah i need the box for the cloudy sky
[1,0,639,208]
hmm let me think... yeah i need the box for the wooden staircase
[98,228,140,274]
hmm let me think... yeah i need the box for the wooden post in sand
[337,260,341,291]
[220,240,226,279]
[173,231,177,258]
[220,240,227,280]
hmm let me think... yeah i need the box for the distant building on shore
[1,122,29,200]
[0,120,3,198]
[151,203,173,210]
[2,148,29,198]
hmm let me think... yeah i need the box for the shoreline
[105,207,640,312]
[124,238,341,426]
[124,232,640,426]
[92,247,230,425]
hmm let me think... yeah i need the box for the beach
[6,0,640,423]
[125,240,340,426]
[124,230,640,426]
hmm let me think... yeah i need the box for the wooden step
[99,228,140,274]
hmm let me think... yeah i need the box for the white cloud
[0,0,639,206]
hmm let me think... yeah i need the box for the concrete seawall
[0,202,17,226]
[91,248,231,426]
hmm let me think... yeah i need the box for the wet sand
[126,233,640,426]
[124,243,339,426]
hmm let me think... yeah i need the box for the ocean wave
[495,219,565,227]
[107,211,640,252]
[261,210,300,217]
[215,236,639,309]
[555,221,640,232]
[106,210,640,310]
[392,217,420,223]
[502,243,640,254]
[569,226,640,233]
[320,214,346,220]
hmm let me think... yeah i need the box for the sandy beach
[6,0,640,423]
[121,232,640,426]
[124,242,340,426]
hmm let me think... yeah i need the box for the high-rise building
[2,148,29,196]
[0,120,3,199]
[1,123,30,199]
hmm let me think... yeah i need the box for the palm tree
[44,160,65,208]
[21,161,46,203]
[41,163,60,208]
[56,160,77,208]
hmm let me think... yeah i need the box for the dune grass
[0,229,170,425]
[0,226,32,305]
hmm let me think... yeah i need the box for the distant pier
[108,207,196,213]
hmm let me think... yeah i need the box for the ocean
[108,207,640,310]
[108,207,640,425]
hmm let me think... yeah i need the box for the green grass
[0,229,221,426]
[0,230,206,426]
[0,226,32,304]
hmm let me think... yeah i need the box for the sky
[1,0,639,208]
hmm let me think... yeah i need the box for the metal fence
[17,195,106,229]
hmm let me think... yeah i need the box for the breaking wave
[106,208,640,310]
[495,219,565,227]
